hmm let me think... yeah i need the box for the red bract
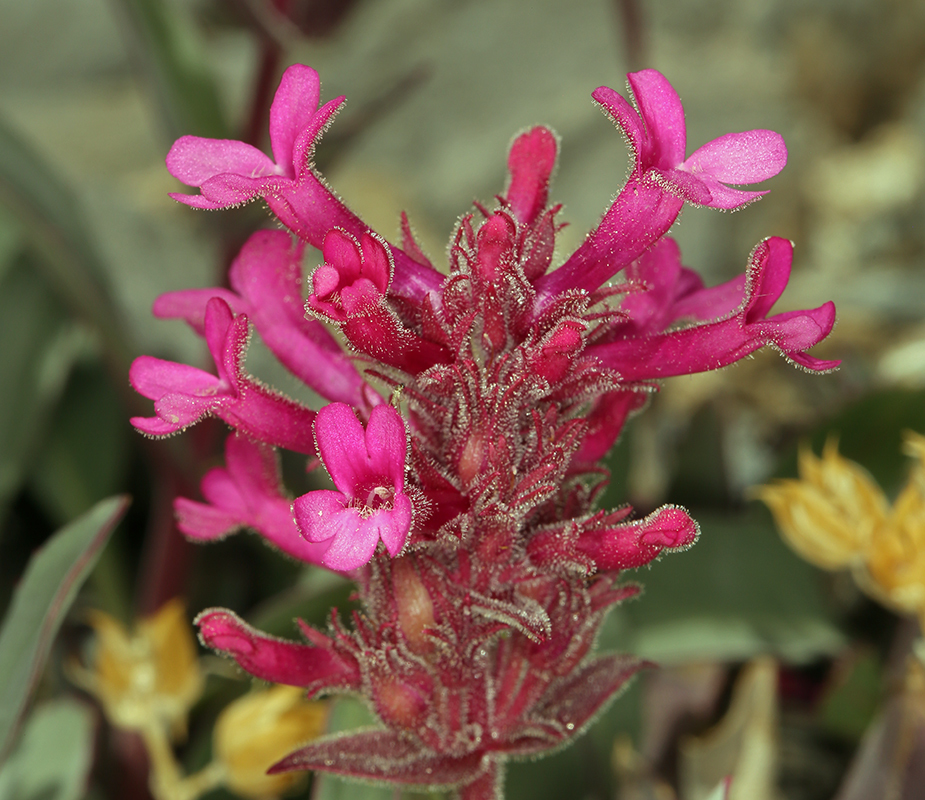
[133,64,837,800]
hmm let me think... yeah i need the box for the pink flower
[152,230,368,408]
[308,229,450,373]
[129,297,316,453]
[166,64,441,302]
[293,403,412,571]
[596,69,787,209]
[589,236,839,379]
[174,434,334,567]
[537,70,787,299]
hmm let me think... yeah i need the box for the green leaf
[26,364,131,526]
[0,699,95,800]
[0,495,129,758]
[0,255,85,524]
[0,115,133,370]
[110,0,229,140]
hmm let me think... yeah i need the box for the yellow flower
[213,685,327,799]
[859,432,925,625]
[72,598,204,738]
[758,432,925,634]
[754,439,888,569]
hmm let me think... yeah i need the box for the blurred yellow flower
[757,433,925,633]
[213,685,327,799]
[72,598,204,738]
[754,438,888,569]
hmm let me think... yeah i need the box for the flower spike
[135,62,836,800]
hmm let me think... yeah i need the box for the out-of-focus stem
[612,0,646,72]
[142,721,224,800]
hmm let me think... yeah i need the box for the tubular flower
[134,64,836,800]
[293,402,413,571]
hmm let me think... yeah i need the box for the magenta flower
[537,69,788,300]
[130,297,316,453]
[153,230,368,407]
[174,434,334,567]
[134,64,838,800]
[590,235,838,379]
[166,64,441,302]
[293,403,412,572]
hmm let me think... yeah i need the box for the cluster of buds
[758,434,925,635]
[131,64,836,799]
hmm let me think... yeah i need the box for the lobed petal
[364,404,409,487]
[269,64,321,174]
[313,403,370,493]
[166,136,279,187]
[626,69,687,168]
[682,130,787,185]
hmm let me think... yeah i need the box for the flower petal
[269,64,321,174]
[166,136,279,186]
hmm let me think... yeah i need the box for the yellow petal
[214,685,328,800]
[754,440,888,570]
[79,601,203,735]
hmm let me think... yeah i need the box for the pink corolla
[175,434,333,567]
[167,64,441,301]
[589,235,839,379]
[293,403,412,571]
[129,297,316,454]
[538,69,788,299]
[153,230,368,408]
[134,64,838,800]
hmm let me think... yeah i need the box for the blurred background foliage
[0,0,924,798]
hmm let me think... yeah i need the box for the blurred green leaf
[800,389,925,496]
[600,506,845,664]
[0,114,132,370]
[26,364,131,526]
[110,0,229,140]
[0,699,95,800]
[0,255,85,524]
[817,647,882,742]
[0,495,129,758]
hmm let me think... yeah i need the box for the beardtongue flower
[293,402,413,571]
[134,63,837,800]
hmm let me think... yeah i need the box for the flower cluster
[758,434,925,633]
[132,64,836,799]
